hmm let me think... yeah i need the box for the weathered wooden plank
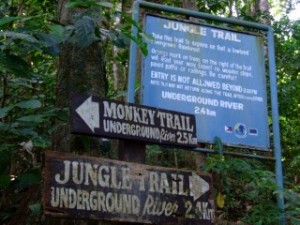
[43,151,215,224]
[71,95,197,148]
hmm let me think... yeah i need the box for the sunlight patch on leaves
[217,192,225,208]
[66,1,113,8]
[15,100,42,109]
[0,31,38,43]
[0,106,14,119]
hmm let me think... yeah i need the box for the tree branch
[1,73,8,109]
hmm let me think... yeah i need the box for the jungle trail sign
[43,151,214,224]
[71,95,197,148]
[141,15,270,150]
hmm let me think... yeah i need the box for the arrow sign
[44,151,214,225]
[75,96,99,133]
[71,94,197,148]
[189,172,210,201]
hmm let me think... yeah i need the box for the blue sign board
[141,15,270,150]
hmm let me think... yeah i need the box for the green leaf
[122,31,148,55]
[95,2,113,8]
[15,100,42,109]
[66,1,113,8]
[0,149,11,175]
[32,136,51,148]
[120,13,144,33]
[16,115,44,123]
[0,53,32,77]
[35,33,59,47]
[0,31,38,43]
[75,16,100,47]
[112,33,129,48]
[63,25,75,41]
[29,202,41,216]
[12,128,38,137]
[0,106,14,119]
[66,1,92,7]
[16,168,41,188]
[0,17,21,27]
[9,78,32,88]
[0,211,14,221]
[48,24,65,41]
[0,122,11,131]
[140,32,154,41]
[217,192,225,208]
[0,175,11,188]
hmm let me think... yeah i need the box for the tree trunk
[48,1,109,225]
[182,0,197,10]
[258,0,271,24]
[255,0,271,24]
[52,0,106,155]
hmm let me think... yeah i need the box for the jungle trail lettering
[46,155,215,223]
[163,21,241,42]
[54,161,191,195]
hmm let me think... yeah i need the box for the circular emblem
[234,123,247,138]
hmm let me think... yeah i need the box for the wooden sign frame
[43,151,214,224]
[71,95,197,148]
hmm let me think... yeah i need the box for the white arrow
[75,96,100,133]
[189,172,210,201]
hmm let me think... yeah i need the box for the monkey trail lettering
[43,151,214,224]
[71,95,197,148]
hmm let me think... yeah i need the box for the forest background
[0,0,299,224]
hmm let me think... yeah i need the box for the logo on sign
[224,125,233,133]
[234,123,247,138]
[249,128,258,136]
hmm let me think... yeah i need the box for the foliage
[273,17,300,225]
[204,156,281,224]
[204,154,300,225]
[283,187,300,224]
[0,0,300,224]
[0,0,149,223]
[146,145,197,170]
[273,17,300,179]
[0,1,61,223]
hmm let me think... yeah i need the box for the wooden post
[118,141,145,225]
[118,140,146,163]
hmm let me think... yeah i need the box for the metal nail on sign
[43,151,214,224]
[71,95,197,148]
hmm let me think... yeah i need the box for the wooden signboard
[71,95,197,148]
[43,151,214,224]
